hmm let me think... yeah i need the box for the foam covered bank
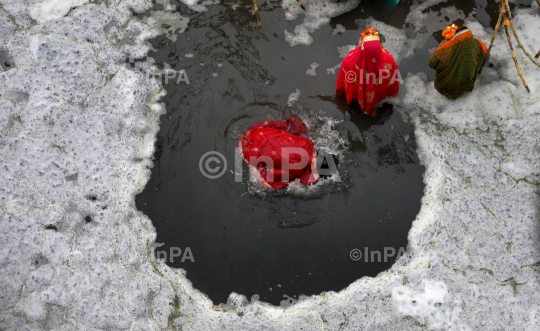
[0,0,539,330]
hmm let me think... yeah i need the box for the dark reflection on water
[135,0,499,305]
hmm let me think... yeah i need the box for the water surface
[136,0,503,305]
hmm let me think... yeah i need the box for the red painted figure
[238,117,319,189]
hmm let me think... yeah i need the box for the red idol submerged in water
[239,117,320,189]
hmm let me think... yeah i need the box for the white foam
[179,0,211,12]
[325,44,355,76]
[287,88,301,106]
[392,280,470,330]
[148,11,190,42]
[305,62,319,76]
[326,63,341,75]
[338,44,356,58]
[156,0,177,11]
[283,0,360,46]
[30,0,89,24]
[332,23,346,35]
[364,18,408,63]
[400,10,540,132]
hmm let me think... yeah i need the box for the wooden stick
[115,0,122,12]
[508,21,540,66]
[479,0,503,74]
[488,0,504,52]
[503,0,512,20]
[296,0,305,10]
[532,2,540,59]
[253,0,262,30]
[503,13,530,93]
[503,0,540,66]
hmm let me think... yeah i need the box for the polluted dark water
[135,0,504,305]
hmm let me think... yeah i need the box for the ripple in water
[136,0,425,305]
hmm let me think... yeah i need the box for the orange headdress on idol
[442,24,458,40]
[361,27,379,40]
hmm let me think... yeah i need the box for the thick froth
[283,0,361,46]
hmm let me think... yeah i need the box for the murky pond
[135,0,506,305]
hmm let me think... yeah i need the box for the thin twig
[503,13,530,93]
[253,0,262,30]
[503,0,512,20]
[535,0,540,58]
[503,0,540,67]
[488,0,503,52]
[115,0,122,12]
[508,21,540,66]
[479,0,503,74]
